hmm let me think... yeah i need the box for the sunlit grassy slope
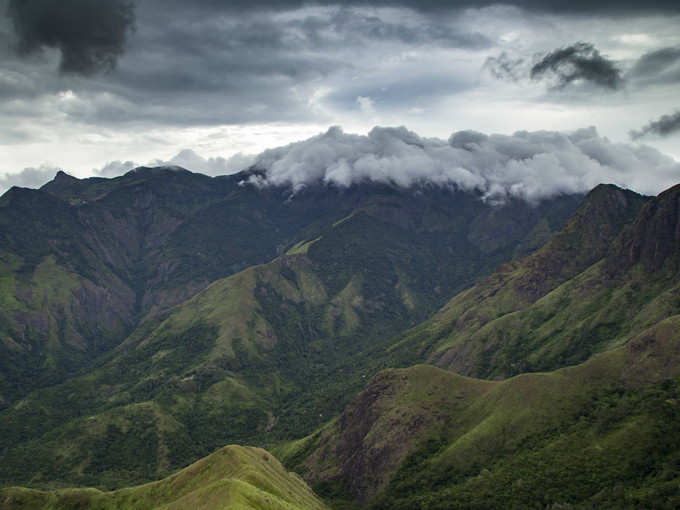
[0,168,581,410]
[0,445,329,510]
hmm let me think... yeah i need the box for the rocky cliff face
[613,183,680,274]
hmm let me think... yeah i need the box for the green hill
[278,183,680,508]
[0,445,329,510]
[0,168,579,408]
[285,316,680,509]
[3,171,679,508]
[0,171,581,489]
[387,183,657,378]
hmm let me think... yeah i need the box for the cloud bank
[247,126,680,201]
[93,160,137,177]
[161,150,256,177]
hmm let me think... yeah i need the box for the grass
[290,316,680,508]
[0,183,601,492]
[286,237,322,255]
[0,445,329,510]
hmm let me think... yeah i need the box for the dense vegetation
[0,168,580,489]
[1,170,679,510]
[281,184,680,508]
[374,377,680,509]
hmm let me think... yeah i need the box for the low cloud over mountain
[248,126,680,201]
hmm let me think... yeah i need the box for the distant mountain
[0,168,581,488]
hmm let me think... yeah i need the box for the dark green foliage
[1,172,679,510]
[0,170,607,491]
[0,169,580,408]
[372,379,680,510]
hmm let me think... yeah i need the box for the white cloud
[161,149,255,176]
[93,160,136,177]
[90,149,256,179]
[357,96,376,114]
[249,125,680,201]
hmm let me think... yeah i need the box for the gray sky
[1,0,679,194]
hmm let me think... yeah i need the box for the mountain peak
[618,182,680,273]
[41,170,82,197]
[516,183,648,297]
[54,170,76,181]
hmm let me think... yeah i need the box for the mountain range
[1,166,678,509]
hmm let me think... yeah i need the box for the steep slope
[0,445,329,510]
[286,316,680,508]
[0,187,136,404]
[276,182,680,508]
[0,172,583,488]
[387,183,654,378]
[0,168,580,408]
[0,246,511,487]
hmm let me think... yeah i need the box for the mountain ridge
[2,169,678,509]
[0,167,585,490]
[274,180,680,508]
[0,445,329,510]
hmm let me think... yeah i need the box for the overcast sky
[1,0,679,195]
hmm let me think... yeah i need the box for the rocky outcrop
[613,183,680,274]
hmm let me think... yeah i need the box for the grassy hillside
[285,316,680,509]
[276,183,680,508]
[1,178,678,507]
[0,445,329,510]
[0,169,580,409]
[386,184,656,379]
[0,178,582,489]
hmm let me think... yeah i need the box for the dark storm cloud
[289,8,490,49]
[160,0,680,15]
[630,111,680,140]
[483,52,526,82]
[1,0,678,137]
[531,42,623,90]
[0,1,491,128]
[6,0,136,75]
[113,12,343,95]
[492,0,680,13]
[627,46,680,86]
